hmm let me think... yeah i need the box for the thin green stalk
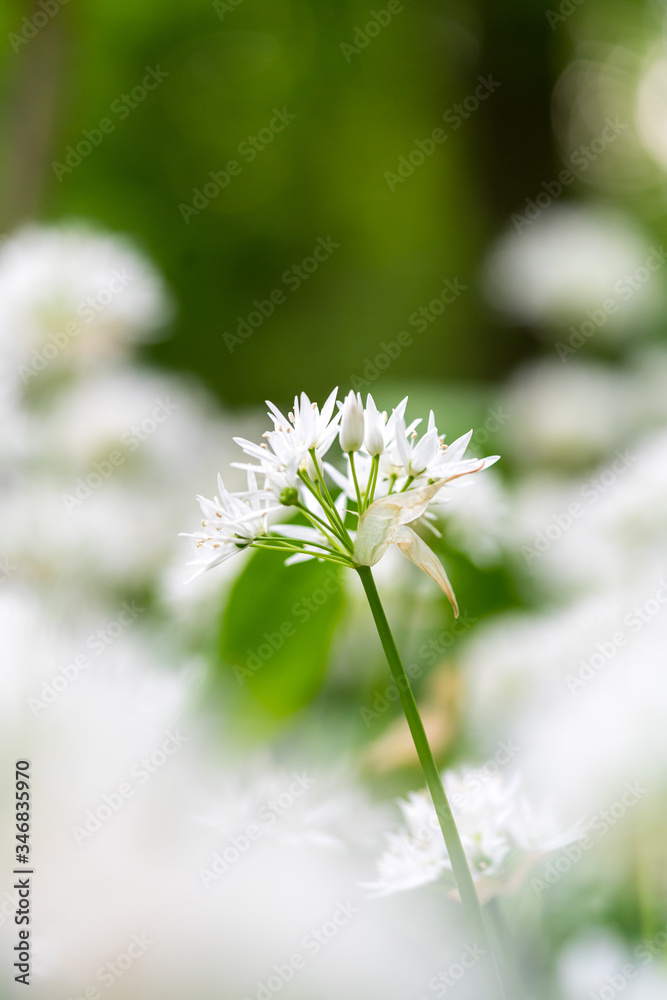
[294,502,350,555]
[487,898,523,998]
[357,565,507,1000]
[348,451,363,511]
[308,449,351,544]
[253,537,351,564]
[298,470,351,549]
[364,454,380,507]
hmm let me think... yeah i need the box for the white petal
[393,526,458,616]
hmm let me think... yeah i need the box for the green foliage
[218,548,345,715]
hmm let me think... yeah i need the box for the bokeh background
[2,0,667,997]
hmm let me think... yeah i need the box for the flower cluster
[182,389,499,608]
[364,768,585,902]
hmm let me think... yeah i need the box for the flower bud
[339,391,365,453]
[306,451,322,481]
[364,395,385,456]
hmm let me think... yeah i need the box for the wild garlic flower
[181,472,283,581]
[183,389,498,610]
[365,768,585,902]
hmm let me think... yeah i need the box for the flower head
[180,472,282,581]
[183,389,499,608]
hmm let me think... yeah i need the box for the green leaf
[218,549,345,716]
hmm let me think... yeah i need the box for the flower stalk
[357,564,507,1000]
[182,387,506,992]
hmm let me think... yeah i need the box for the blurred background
[2,0,667,997]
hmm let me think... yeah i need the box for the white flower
[386,409,498,487]
[267,387,341,455]
[501,357,635,469]
[181,472,282,581]
[482,203,664,336]
[363,394,386,456]
[186,389,499,599]
[339,390,365,452]
[365,768,584,902]
[392,410,444,479]
[234,388,340,491]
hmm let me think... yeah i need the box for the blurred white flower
[500,357,637,469]
[636,54,667,175]
[365,768,583,902]
[0,582,471,1000]
[512,426,667,598]
[482,204,664,338]
[558,930,667,1000]
[0,223,172,383]
[462,579,667,815]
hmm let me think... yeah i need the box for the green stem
[298,470,350,549]
[365,454,380,507]
[308,449,351,546]
[348,451,363,511]
[487,899,522,998]
[252,537,351,564]
[356,565,507,1000]
[294,502,350,555]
